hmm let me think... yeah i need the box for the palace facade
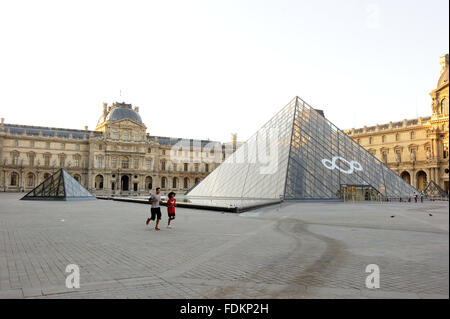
[0,102,238,195]
[345,54,449,194]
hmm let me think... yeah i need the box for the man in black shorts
[147,187,162,231]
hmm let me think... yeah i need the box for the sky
[0,0,448,143]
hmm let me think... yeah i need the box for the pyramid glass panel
[188,97,418,204]
[21,168,96,201]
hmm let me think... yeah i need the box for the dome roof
[98,102,143,125]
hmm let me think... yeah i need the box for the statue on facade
[426,148,432,160]
[410,150,416,162]
[432,98,439,113]
[395,151,401,163]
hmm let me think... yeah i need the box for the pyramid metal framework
[188,97,418,200]
[422,181,449,200]
[21,168,96,201]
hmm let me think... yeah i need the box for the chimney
[231,133,237,152]
[102,102,108,117]
[440,54,449,74]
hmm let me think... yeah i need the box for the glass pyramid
[422,181,449,200]
[188,97,418,201]
[21,168,96,201]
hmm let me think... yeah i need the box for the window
[61,143,65,150]
[97,157,103,168]
[184,178,189,189]
[46,142,51,148]
[205,164,209,172]
[99,144,103,150]
[134,159,139,169]
[13,140,18,147]
[161,177,167,189]
[146,160,152,170]
[368,137,372,145]
[194,163,199,172]
[161,160,166,171]
[410,131,415,140]
[162,150,166,155]
[112,157,117,168]
[173,177,177,188]
[121,157,129,169]
[75,144,80,150]
[443,144,448,159]
[30,140,35,147]
[10,172,18,186]
[395,133,400,141]
[95,175,104,190]
[123,131,129,140]
[74,156,80,168]
[147,148,152,153]
[44,155,50,167]
[184,163,189,172]
[145,176,153,190]
[382,135,386,143]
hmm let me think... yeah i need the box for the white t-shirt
[150,194,161,208]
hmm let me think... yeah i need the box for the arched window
[95,175,104,190]
[184,178,189,189]
[145,176,153,190]
[10,172,18,186]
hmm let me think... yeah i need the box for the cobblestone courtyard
[0,193,448,299]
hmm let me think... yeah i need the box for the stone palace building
[345,54,449,194]
[0,102,239,195]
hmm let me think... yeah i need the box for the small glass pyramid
[422,181,449,200]
[188,97,418,201]
[21,168,96,201]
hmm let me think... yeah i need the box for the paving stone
[0,193,448,299]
